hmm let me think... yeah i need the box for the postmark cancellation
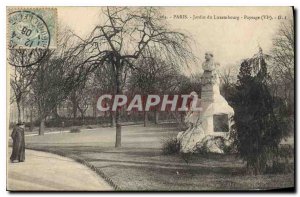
[7,7,57,50]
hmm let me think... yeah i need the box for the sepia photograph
[6,6,295,191]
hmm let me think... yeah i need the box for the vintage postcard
[7,6,295,191]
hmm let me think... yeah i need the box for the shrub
[230,55,291,174]
[70,127,81,133]
[162,137,180,155]
[195,140,209,154]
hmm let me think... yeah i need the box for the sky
[57,7,293,75]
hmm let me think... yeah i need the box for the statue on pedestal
[177,52,235,154]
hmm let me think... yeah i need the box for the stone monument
[177,52,234,153]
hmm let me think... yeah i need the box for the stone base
[195,135,232,154]
[177,126,205,153]
[177,126,232,153]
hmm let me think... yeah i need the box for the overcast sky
[58,7,293,75]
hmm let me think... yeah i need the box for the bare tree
[272,19,294,82]
[128,54,181,126]
[270,19,294,112]
[219,65,238,99]
[76,7,196,147]
[30,25,97,135]
[10,53,40,123]
[87,61,130,126]
[9,39,50,124]
[70,80,95,124]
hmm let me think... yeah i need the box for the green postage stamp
[8,8,57,49]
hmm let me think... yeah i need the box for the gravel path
[7,148,113,191]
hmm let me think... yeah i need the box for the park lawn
[17,124,294,191]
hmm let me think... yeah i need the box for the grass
[15,124,294,191]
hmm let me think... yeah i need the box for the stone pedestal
[177,53,234,153]
[200,70,234,138]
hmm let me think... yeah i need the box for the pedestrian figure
[10,122,25,163]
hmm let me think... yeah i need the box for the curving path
[7,148,113,191]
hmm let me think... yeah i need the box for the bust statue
[201,52,220,85]
[202,51,216,71]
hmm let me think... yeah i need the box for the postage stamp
[7,7,57,49]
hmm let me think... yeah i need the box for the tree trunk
[154,108,159,124]
[82,116,85,125]
[53,105,60,119]
[71,91,77,121]
[39,119,45,135]
[115,124,121,147]
[143,111,148,127]
[110,111,115,127]
[72,104,77,119]
[93,102,97,124]
[115,63,122,148]
[29,109,34,132]
[16,99,21,123]
[22,101,25,122]
[81,111,85,125]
